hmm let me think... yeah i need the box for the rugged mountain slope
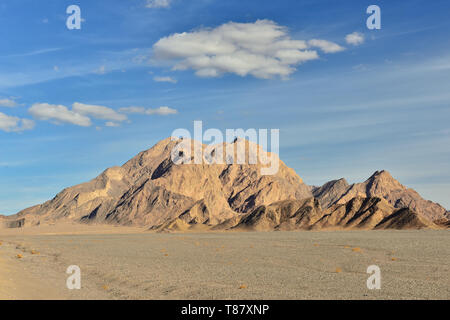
[1,138,447,232]
[434,218,450,228]
[183,196,437,232]
[312,197,394,230]
[374,208,437,230]
[224,198,323,231]
[314,171,447,222]
[312,178,349,208]
[4,137,311,228]
[11,167,133,226]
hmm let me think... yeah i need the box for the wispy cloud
[153,76,177,83]
[105,121,120,127]
[146,0,172,8]
[2,47,62,58]
[0,48,153,89]
[120,106,178,115]
[93,65,107,75]
[146,106,178,115]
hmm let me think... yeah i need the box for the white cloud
[153,76,177,83]
[29,103,92,127]
[120,106,178,115]
[29,102,127,127]
[105,121,120,127]
[146,0,171,8]
[0,98,18,108]
[345,32,365,46]
[146,106,178,115]
[119,106,146,114]
[72,102,127,122]
[153,20,344,79]
[308,39,345,53]
[20,119,35,131]
[0,112,35,132]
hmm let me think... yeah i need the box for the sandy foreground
[0,224,449,300]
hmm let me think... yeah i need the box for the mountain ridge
[316,170,448,221]
[1,137,448,231]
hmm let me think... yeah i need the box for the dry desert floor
[0,224,449,299]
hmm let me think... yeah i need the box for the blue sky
[1,0,449,214]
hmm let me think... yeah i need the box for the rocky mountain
[3,137,311,229]
[209,196,438,231]
[374,207,436,230]
[313,170,448,221]
[228,198,324,231]
[313,197,396,230]
[434,218,450,228]
[312,178,349,208]
[1,138,447,231]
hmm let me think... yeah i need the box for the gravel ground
[1,228,449,299]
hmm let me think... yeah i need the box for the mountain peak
[368,170,394,181]
[312,178,349,208]
[332,170,447,221]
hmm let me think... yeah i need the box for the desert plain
[0,224,449,300]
